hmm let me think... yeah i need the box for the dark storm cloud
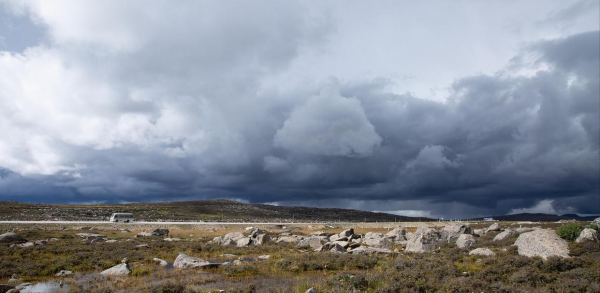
[0,1,598,217]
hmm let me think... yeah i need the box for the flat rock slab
[101,263,131,276]
[514,229,569,260]
[173,253,211,269]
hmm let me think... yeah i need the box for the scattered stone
[276,235,303,244]
[329,243,346,253]
[363,237,392,249]
[442,224,473,243]
[232,260,243,266]
[223,232,246,242]
[236,237,252,247]
[136,244,150,249]
[493,229,517,241]
[305,288,318,293]
[76,233,106,244]
[258,255,270,260]
[163,238,182,242]
[473,229,485,237]
[101,263,131,276]
[173,253,211,269]
[456,234,476,248]
[153,258,168,266]
[297,237,323,250]
[351,246,394,254]
[55,270,74,277]
[575,228,598,243]
[253,234,270,245]
[0,232,27,244]
[34,240,47,245]
[385,227,407,242]
[151,229,169,236]
[469,248,495,256]
[405,227,444,253]
[364,232,384,239]
[105,240,118,243]
[486,223,501,233]
[514,229,570,260]
[135,232,153,237]
[16,242,34,248]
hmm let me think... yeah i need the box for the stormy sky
[0,1,598,218]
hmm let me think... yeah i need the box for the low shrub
[556,223,583,241]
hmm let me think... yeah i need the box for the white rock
[173,253,210,269]
[514,229,569,259]
[575,228,598,243]
[469,248,495,256]
[100,263,131,276]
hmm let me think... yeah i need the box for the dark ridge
[0,199,434,222]
[473,213,599,222]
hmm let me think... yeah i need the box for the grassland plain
[0,222,599,293]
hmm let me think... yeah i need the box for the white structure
[109,213,134,223]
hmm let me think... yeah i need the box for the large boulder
[493,229,517,241]
[514,229,569,259]
[385,227,407,242]
[592,217,600,227]
[297,237,323,250]
[486,223,501,233]
[100,263,131,276]
[442,224,473,243]
[405,227,444,253]
[0,233,27,244]
[456,234,476,248]
[469,248,495,256]
[173,253,211,269]
[575,228,598,243]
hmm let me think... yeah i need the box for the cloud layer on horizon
[0,1,598,218]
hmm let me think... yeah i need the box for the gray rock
[592,217,600,227]
[253,234,270,245]
[456,234,476,248]
[405,227,444,253]
[486,223,501,233]
[473,229,485,237]
[151,229,169,236]
[305,288,318,293]
[297,237,323,250]
[575,228,598,243]
[236,237,252,247]
[329,243,346,253]
[258,255,270,260]
[339,228,354,238]
[100,263,131,276]
[385,227,407,242]
[277,235,303,244]
[363,237,392,249]
[514,229,570,260]
[364,232,384,239]
[136,244,150,248]
[136,232,153,237]
[153,258,168,266]
[34,240,47,245]
[211,236,223,244]
[469,248,495,256]
[163,238,181,242]
[0,232,27,244]
[493,229,517,241]
[173,253,210,269]
[332,240,349,248]
[16,242,34,248]
[223,232,246,242]
[443,224,473,243]
[55,270,74,277]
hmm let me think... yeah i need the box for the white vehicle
[109,213,134,223]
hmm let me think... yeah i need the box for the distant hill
[473,213,599,222]
[0,199,433,222]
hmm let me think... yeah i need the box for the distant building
[483,217,494,221]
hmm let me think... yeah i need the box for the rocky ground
[0,218,599,292]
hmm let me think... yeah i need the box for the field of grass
[1,222,599,292]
